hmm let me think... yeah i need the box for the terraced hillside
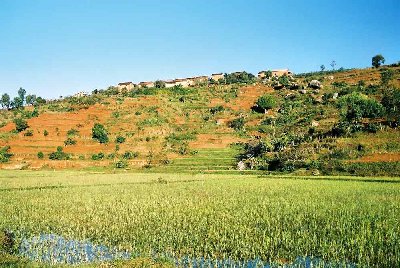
[0,66,399,175]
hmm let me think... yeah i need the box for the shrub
[115,160,128,169]
[49,146,69,160]
[13,118,28,132]
[37,151,44,159]
[64,138,77,146]
[255,95,277,113]
[210,105,224,115]
[337,93,384,123]
[67,129,79,137]
[381,89,400,120]
[43,130,49,136]
[91,152,105,160]
[92,123,108,143]
[115,136,126,144]
[24,130,33,136]
[380,68,394,86]
[0,146,13,163]
[122,151,139,160]
[229,117,245,131]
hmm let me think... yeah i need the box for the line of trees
[0,87,45,110]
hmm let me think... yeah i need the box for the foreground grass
[0,171,399,266]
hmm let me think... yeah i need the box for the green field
[1,170,400,267]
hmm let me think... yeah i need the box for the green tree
[92,123,109,143]
[25,94,37,105]
[12,97,23,109]
[13,118,28,132]
[0,146,13,163]
[37,151,44,159]
[381,89,400,120]
[18,87,26,104]
[380,68,394,87]
[0,93,11,109]
[338,93,384,123]
[372,54,385,68]
[256,95,277,113]
[154,80,166,88]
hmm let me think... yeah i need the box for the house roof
[212,73,223,76]
[118,82,133,86]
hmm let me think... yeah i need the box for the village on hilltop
[73,69,292,98]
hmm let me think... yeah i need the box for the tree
[12,96,23,109]
[13,118,29,132]
[380,68,394,87]
[338,93,384,123]
[381,89,400,120]
[35,96,46,106]
[0,93,11,109]
[372,54,385,68]
[25,94,37,105]
[256,95,277,113]
[154,80,166,88]
[330,60,336,70]
[92,123,109,143]
[18,87,26,104]
[320,65,325,72]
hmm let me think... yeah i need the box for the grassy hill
[0,66,399,176]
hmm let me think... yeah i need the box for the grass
[0,171,399,266]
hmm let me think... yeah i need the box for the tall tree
[330,60,336,71]
[320,65,325,72]
[26,94,37,105]
[372,54,385,68]
[1,93,11,109]
[18,87,26,105]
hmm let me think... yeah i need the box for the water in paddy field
[18,234,355,267]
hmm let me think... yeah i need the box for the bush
[210,105,224,115]
[337,93,384,123]
[49,146,69,160]
[91,152,105,160]
[115,136,126,144]
[122,151,139,160]
[255,95,277,113]
[0,146,13,163]
[92,123,108,143]
[64,138,77,146]
[13,118,28,132]
[67,129,79,137]
[115,160,128,169]
[37,151,44,159]
[43,130,49,136]
[229,117,245,131]
[24,130,33,136]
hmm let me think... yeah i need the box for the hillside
[0,66,399,176]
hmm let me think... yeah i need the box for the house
[271,69,293,77]
[258,70,271,79]
[211,73,224,81]
[138,81,154,88]
[117,82,135,91]
[189,76,209,85]
[164,80,176,88]
[73,91,89,98]
[174,78,192,87]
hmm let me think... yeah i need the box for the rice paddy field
[0,170,400,267]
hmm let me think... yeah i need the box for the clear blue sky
[0,0,399,99]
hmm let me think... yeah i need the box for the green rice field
[0,170,399,267]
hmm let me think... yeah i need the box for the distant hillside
[0,66,399,176]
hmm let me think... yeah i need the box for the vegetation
[13,118,28,132]
[0,146,12,163]
[255,95,277,113]
[49,146,70,160]
[92,123,109,143]
[0,172,399,267]
[372,54,385,68]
